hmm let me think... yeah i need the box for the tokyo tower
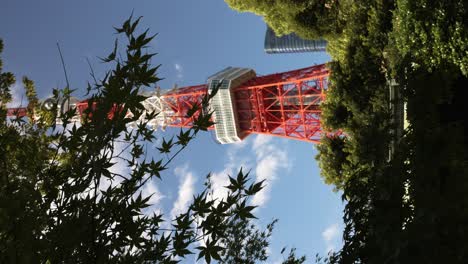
[6,63,329,144]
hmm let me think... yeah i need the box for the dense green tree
[228,0,468,262]
[219,215,306,264]
[392,0,468,75]
[396,67,468,263]
[315,136,350,191]
[225,0,342,39]
[220,218,277,263]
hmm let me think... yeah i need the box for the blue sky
[1,0,343,262]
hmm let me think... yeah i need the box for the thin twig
[86,57,99,87]
[57,42,70,89]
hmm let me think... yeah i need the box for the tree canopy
[225,0,342,39]
[227,0,468,262]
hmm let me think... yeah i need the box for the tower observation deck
[6,64,329,144]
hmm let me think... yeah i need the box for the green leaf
[176,129,192,146]
[157,137,174,153]
[99,39,118,62]
[245,180,265,195]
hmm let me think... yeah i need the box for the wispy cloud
[251,135,289,207]
[208,135,289,209]
[208,142,250,204]
[170,164,196,219]
[174,63,183,80]
[99,139,131,192]
[322,223,341,253]
[97,136,165,216]
[193,136,289,263]
[141,178,165,215]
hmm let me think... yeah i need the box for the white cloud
[252,134,273,149]
[207,135,289,210]
[99,139,131,192]
[322,223,341,252]
[6,81,27,108]
[141,178,165,215]
[207,143,250,204]
[190,136,290,262]
[97,136,165,216]
[170,164,196,219]
[174,63,183,80]
[208,168,231,204]
[251,135,289,207]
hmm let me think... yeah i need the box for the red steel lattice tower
[6,64,329,144]
[232,64,328,144]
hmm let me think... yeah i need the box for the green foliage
[396,67,468,262]
[392,0,468,75]
[225,0,342,39]
[0,17,272,263]
[315,136,350,191]
[21,77,40,121]
[320,99,351,131]
[0,41,15,109]
[317,0,468,262]
[316,2,392,192]
[281,248,306,264]
[227,0,467,262]
[220,217,275,264]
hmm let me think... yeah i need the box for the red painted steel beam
[161,84,210,129]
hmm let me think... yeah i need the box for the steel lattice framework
[233,64,328,143]
[5,64,329,144]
